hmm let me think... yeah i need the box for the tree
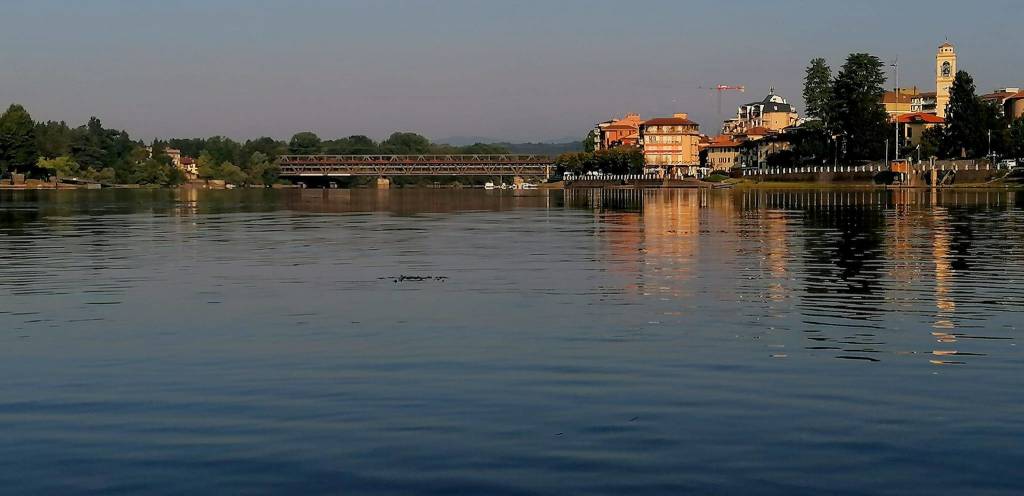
[379,132,431,154]
[920,127,944,160]
[346,135,378,154]
[1009,116,1024,162]
[37,156,81,178]
[0,104,39,175]
[35,121,74,159]
[218,162,248,185]
[583,129,597,153]
[832,53,890,161]
[289,132,321,154]
[944,70,991,158]
[196,151,220,179]
[803,58,834,126]
[247,151,279,185]
[131,159,171,185]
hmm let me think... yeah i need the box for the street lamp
[891,60,900,159]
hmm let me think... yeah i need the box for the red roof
[896,112,945,124]
[744,126,774,136]
[643,117,699,126]
[707,135,741,147]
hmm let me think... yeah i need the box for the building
[739,134,794,170]
[911,92,937,113]
[639,113,702,174]
[981,88,1024,120]
[935,42,957,119]
[1007,94,1024,120]
[145,146,199,180]
[179,157,199,180]
[896,112,945,147]
[594,113,643,150]
[882,87,921,119]
[723,89,799,134]
[706,136,742,171]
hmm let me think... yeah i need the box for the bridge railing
[279,154,554,165]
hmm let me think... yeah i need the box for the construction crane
[698,84,746,120]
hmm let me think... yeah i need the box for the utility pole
[988,129,993,162]
[891,60,900,159]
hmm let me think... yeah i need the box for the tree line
[553,147,645,175]
[0,103,515,186]
[798,53,1024,164]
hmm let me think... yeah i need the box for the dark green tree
[920,127,944,160]
[0,104,40,175]
[289,132,322,154]
[242,137,287,161]
[583,129,597,153]
[1009,116,1024,162]
[943,70,991,158]
[803,58,834,127]
[346,135,378,154]
[35,121,74,159]
[832,53,890,161]
[379,132,431,154]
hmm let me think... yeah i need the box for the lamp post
[891,60,900,159]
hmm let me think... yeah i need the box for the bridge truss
[278,155,555,178]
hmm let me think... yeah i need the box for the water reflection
[562,188,1022,366]
[1,188,1023,495]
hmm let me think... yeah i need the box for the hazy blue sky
[2,0,1021,143]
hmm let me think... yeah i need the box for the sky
[1,0,1022,143]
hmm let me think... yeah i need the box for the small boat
[484,182,496,190]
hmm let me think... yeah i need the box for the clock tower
[935,41,956,118]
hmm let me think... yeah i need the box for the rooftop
[896,112,945,124]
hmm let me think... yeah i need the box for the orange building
[595,113,643,150]
[639,113,702,174]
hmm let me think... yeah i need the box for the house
[896,112,945,147]
[911,92,937,113]
[981,88,1024,120]
[882,87,921,120]
[723,89,800,134]
[739,134,795,170]
[639,113,702,175]
[595,113,644,150]
[706,136,743,171]
[179,157,199,180]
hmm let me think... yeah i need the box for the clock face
[941,61,952,78]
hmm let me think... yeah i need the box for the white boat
[484,182,496,190]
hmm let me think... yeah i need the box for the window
[941,61,951,78]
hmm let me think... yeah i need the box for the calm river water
[1,188,1022,495]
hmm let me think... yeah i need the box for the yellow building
[640,113,702,172]
[706,136,742,171]
[723,89,799,134]
[936,42,957,119]
[897,112,945,147]
[882,87,920,120]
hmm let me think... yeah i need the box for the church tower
[935,41,957,118]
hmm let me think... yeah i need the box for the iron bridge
[278,155,555,178]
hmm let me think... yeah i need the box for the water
[1,188,1022,495]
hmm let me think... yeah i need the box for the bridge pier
[376,177,391,189]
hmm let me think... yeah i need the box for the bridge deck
[278,155,555,177]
